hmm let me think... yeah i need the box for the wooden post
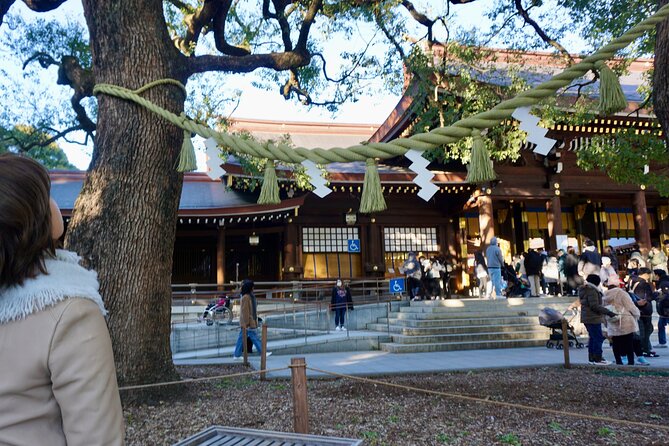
[633,190,652,256]
[260,324,268,381]
[561,318,571,369]
[216,226,225,287]
[290,357,309,434]
[546,196,563,251]
[242,327,248,366]
[478,195,495,246]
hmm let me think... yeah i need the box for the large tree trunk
[655,0,669,146]
[66,0,186,385]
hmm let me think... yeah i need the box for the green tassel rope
[176,113,197,172]
[257,159,281,205]
[359,158,387,213]
[596,61,627,115]
[466,130,496,184]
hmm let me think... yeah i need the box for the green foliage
[498,433,522,446]
[0,125,76,169]
[577,128,669,196]
[548,421,571,434]
[597,426,615,437]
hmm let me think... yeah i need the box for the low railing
[169,280,404,356]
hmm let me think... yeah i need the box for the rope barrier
[118,366,289,391]
[91,3,669,166]
[306,366,669,432]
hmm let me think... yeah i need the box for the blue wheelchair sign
[347,239,360,253]
[389,278,405,294]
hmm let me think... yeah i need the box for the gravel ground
[123,365,669,446]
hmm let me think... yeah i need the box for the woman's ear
[50,197,64,240]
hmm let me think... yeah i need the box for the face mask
[336,281,342,287]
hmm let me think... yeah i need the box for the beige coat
[239,293,258,329]
[0,250,124,446]
[603,287,640,337]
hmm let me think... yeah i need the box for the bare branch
[173,0,220,55]
[2,124,85,153]
[296,0,322,51]
[271,0,293,50]
[513,0,573,63]
[0,0,14,27]
[20,0,66,12]
[187,50,310,76]
[401,0,435,41]
[627,95,652,118]
[166,0,195,14]
[23,51,59,69]
[212,0,251,56]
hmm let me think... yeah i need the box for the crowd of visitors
[400,252,455,301]
[474,235,669,366]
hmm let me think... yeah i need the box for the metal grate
[173,426,363,446]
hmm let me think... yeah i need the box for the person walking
[331,279,354,330]
[485,237,505,299]
[648,243,668,278]
[0,154,124,445]
[564,247,582,296]
[603,278,640,365]
[578,239,601,278]
[653,270,669,350]
[599,256,618,291]
[401,252,423,301]
[524,248,544,297]
[233,279,271,360]
[474,250,490,298]
[603,245,619,272]
[630,268,658,358]
[579,274,617,365]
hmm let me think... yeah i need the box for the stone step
[380,338,549,353]
[389,329,549,344]
[398,301,572,314]
[411,297,573,308]
[376,315,541,327]
[366,322,542,336]
[387,310,547,320]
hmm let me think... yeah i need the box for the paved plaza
[175,331,669,379]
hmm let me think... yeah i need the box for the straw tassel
[176,114,197,172]
[466,130,496,184]
[257,159,281,205]
[596,61,627,115]
[359,158,387,213]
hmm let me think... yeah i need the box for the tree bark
[655,0,669,146]
[65,0,186,385]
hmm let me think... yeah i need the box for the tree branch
[296,0,322,51]
[212,0,251,56]
[173,0,220,55]
[23,51,59,69]
[2,124,85,152]
[166,0,195,14]
[271,0,293,51]
[0,0,14,27]
[186,50,310,76]
[401,0,435,41]
[20,0,66,12]
[513,0,573,63]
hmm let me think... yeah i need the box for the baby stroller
[502,264,530,297]
[200,295,233,326]
[538,307,584,349]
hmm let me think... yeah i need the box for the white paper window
[302,227,359,253]
[383,227,438,253]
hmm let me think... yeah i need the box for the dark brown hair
[0,154,56,288]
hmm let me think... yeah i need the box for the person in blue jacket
[331,279,354,331]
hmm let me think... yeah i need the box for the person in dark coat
[524,249,544,297]
[564,246,582,295]
[630,268,658,357]
[579,274,617,365]
[330,279,353,331]
[653,269,669,350]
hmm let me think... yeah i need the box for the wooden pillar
[633,190,652,255]
[216,226,225,287]
[546,196,563,252]
[290,357,309,434]
[478,195,494,246]
[365,219,383,275]
[283,219,300,279]
[444,219,457,258]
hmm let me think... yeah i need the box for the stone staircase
[368,296,578,353]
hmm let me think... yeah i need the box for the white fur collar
[0,249,107,324]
